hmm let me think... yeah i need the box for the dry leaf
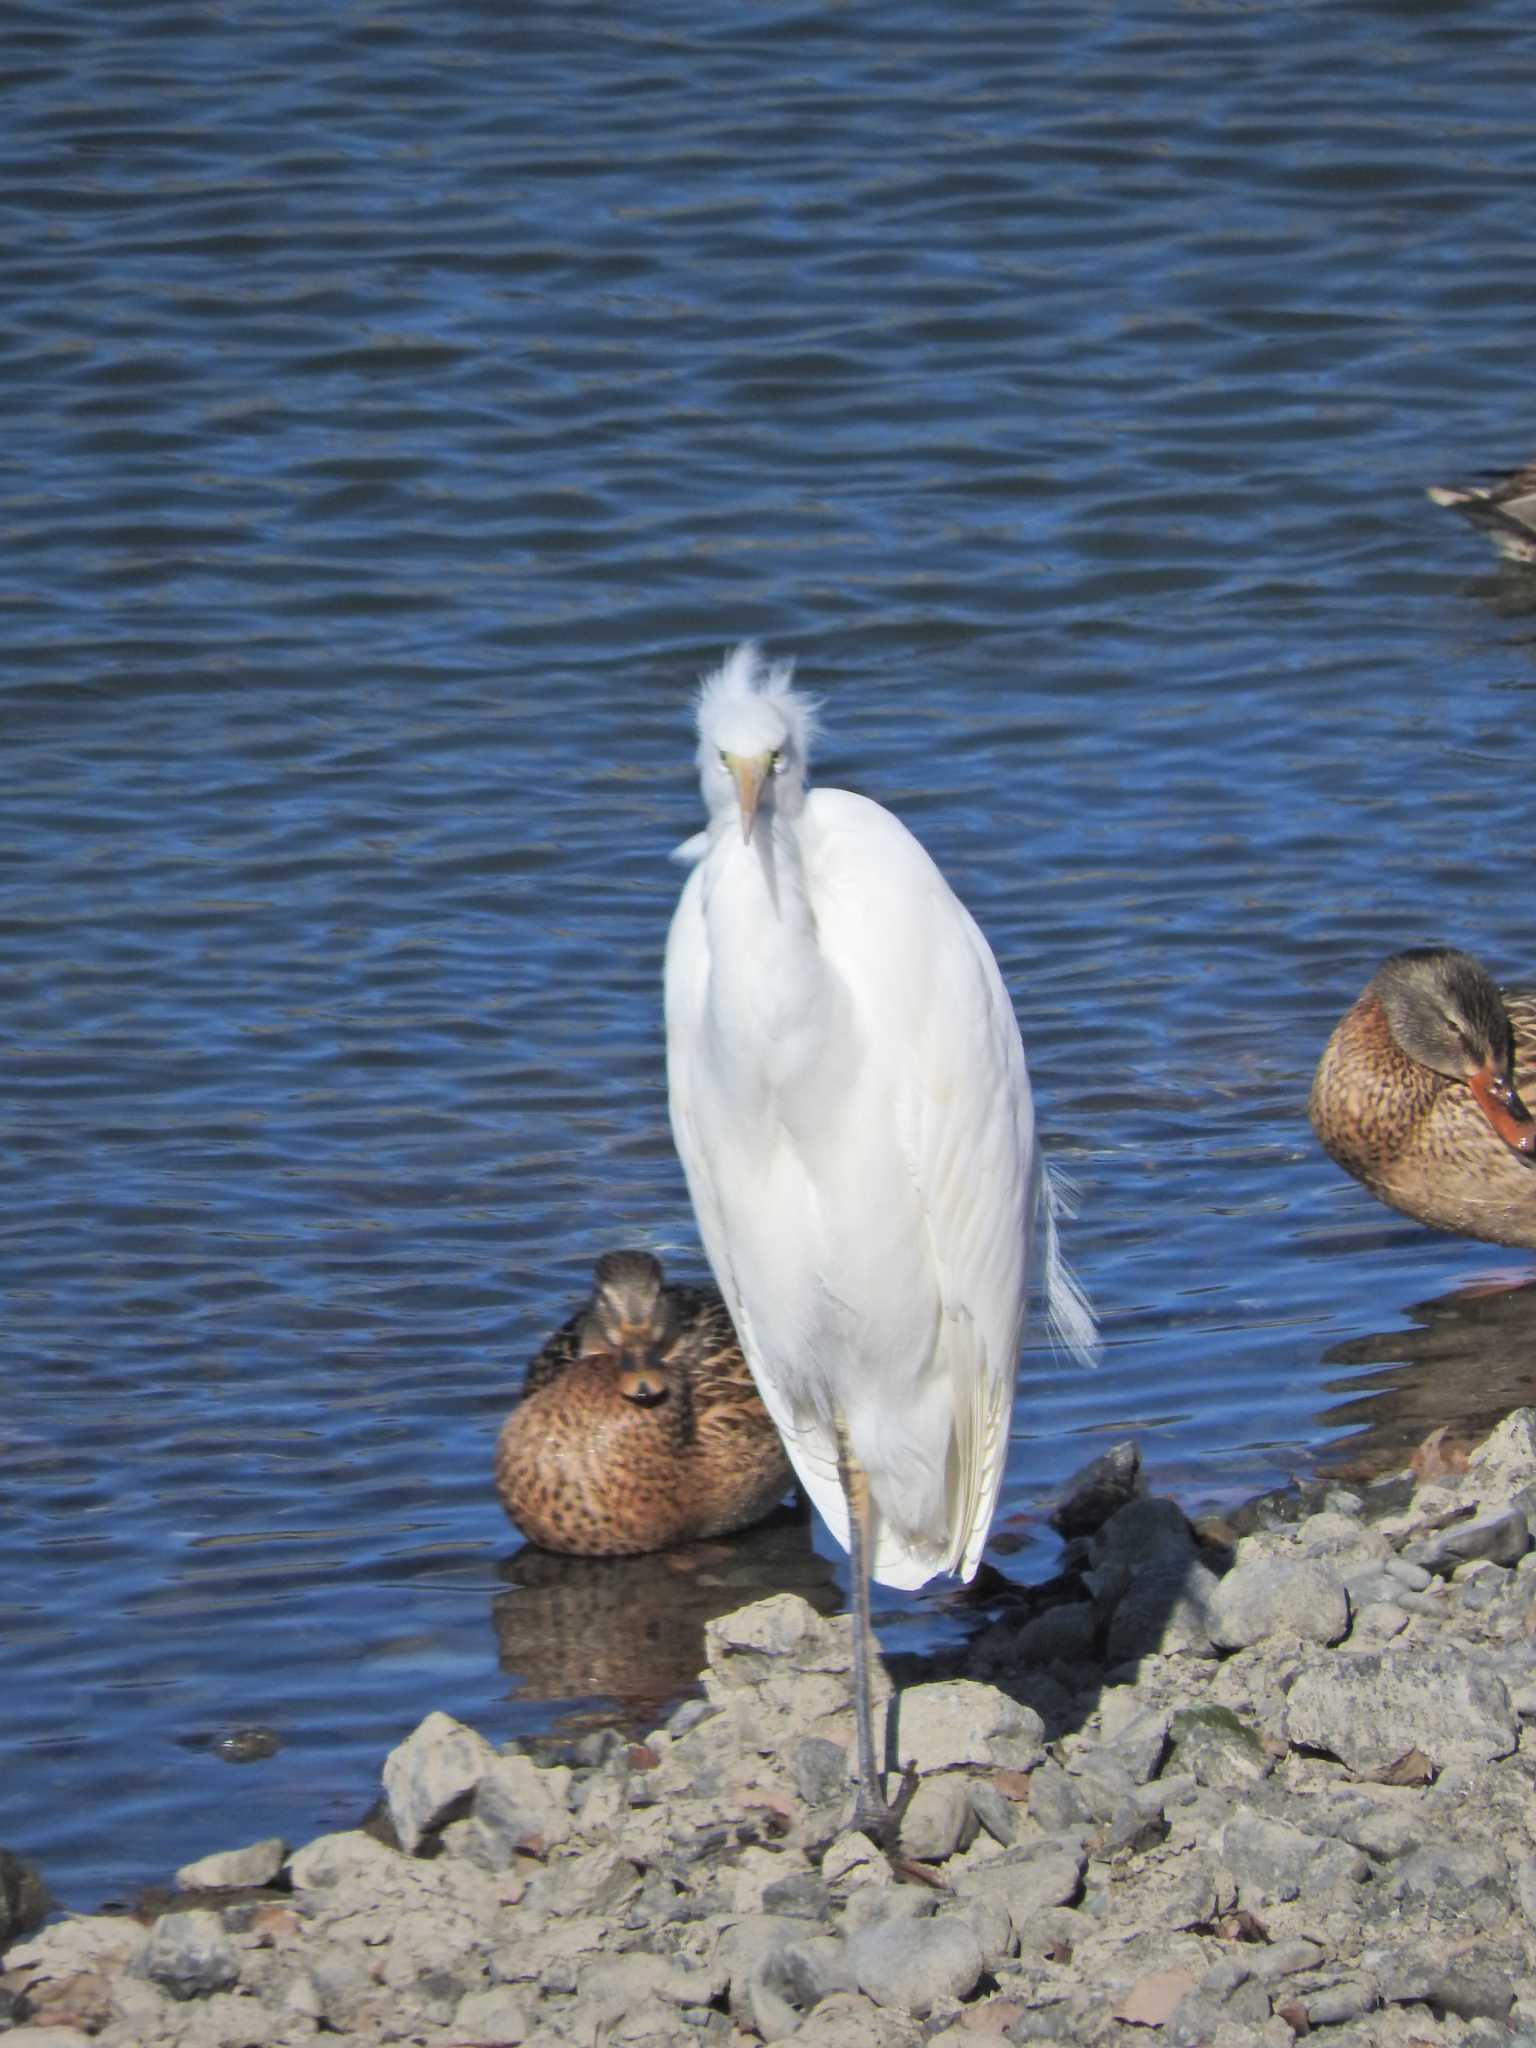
[1360,1748,1435,1786]
[1275,1996,1310,2033]
[1217,1908,1269,1943]
[958,1997,1029,2033]
[1113,1967,1197,2027]
[993,1768,1034,1801]
[1409,1426,1470,1482]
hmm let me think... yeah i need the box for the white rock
[175,1837,287,1892]
[1283,1645,1517,1774]
[1207,1557,1350,1650]
[381,1710,498,1853]
[893,1680,1045,1774]
[1466,1409,1536,1498]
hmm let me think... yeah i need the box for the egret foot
[851,1758,918,1848]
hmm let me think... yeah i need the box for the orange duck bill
[1468,1059,1536,1156]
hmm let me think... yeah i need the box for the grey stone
[1403,1507,1532,1576]
[1091,1495,1198,1569]
[966,1776,1020,1845]
[452,1985,534,2044]
[1168,1705,1272,1791]
[1207,1556,1350,1649]
[1390,1838,1510,1908]
[1383,1555,1434,1591]
[892,1679,1045,1774]
[1283,1644,1517,1774]
[1026,1760,1089,1831]
[1300,1977,1377,2026]
[845,1912,984,2016]
[761,1871,833,1919]
[288,1826,403,1898]
[952,1840,1087,1933]
[1338,1803,1422,1861]
[1104,1558,1222,1663]
[136,1909,240,2002]
[1096,1703,1171,1783]
[381,1710,498,1854]
[468,1751,574,1864]
[897,1774,974,1862]
[174,1836,287,1892]
[1220,1809,1369,1902]
[1369,1946,1517,2020]
[794,1734,849,1807]
[1014,1601,1099,1666]
[722,1916,855,2039]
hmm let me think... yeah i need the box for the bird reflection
[489,1500,837,1726]
[1316,1274,1536,1480]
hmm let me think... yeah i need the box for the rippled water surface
[9,0,1536,1910]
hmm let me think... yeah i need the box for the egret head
[694,642,818,842]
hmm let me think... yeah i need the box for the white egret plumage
[664,643,1096,1840]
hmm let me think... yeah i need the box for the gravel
[12,1409,1536,2046]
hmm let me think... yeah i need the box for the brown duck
[1308,948,1536,1247]
[494,1249,792,1555]
[1428,463,1536,563]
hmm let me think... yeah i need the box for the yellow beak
[728,754,768,843]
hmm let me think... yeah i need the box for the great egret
[664,643,1096,1839]
[495,1250,791,1555]
[1309,948,1536,1248]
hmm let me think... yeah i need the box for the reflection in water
[1317,1277,1536,1478]
[489,1501,838,1727]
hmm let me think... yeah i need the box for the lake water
[7,0,1536,1913]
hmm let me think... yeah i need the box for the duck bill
[729,756,767,843]
[616,1350,670,1405]
[1468,1061,1536,1157]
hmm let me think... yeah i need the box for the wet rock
[135,1909,240,2001]
[1283,1643,1518,1773]
[1051,1441,1144,1538]
[845,1911,984,2016]
[174,1836,287,1892]
[0,1849,49,1945]
[381,1709,498,1853]
[1207,1555,1350,1648]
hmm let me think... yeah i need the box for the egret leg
[836,1426,916,1845]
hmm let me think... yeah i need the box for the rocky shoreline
[10,1413,1536,2047]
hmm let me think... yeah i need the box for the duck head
[1374,947,1536,1157]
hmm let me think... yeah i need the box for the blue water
[6,0,1536,1912]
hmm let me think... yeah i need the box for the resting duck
[1308,948,1536,1248]
[494,1249,791,1555]
[1427,464,1536,563]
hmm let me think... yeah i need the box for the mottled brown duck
[1428,463,1536,563]
[1308,948,1536,1248]
[494,1249,792,1556]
